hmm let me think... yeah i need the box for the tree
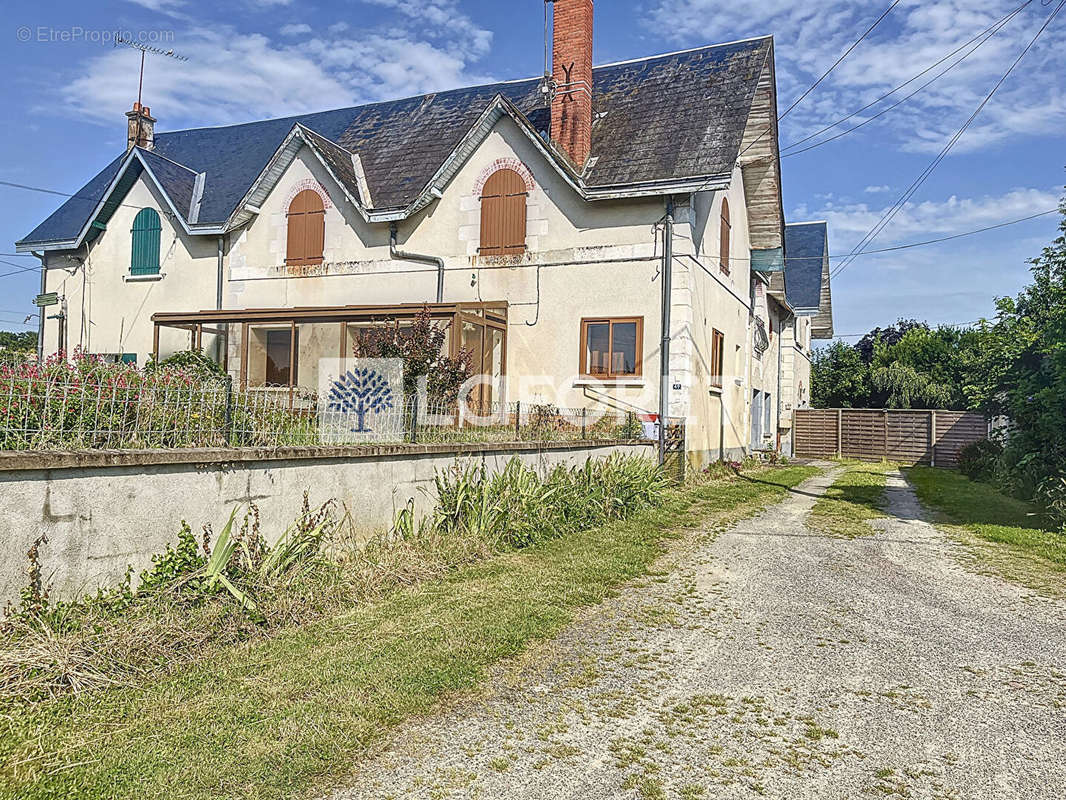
[811,341,871,408]
[870,326,980,409]
[350,306,472,402]
[855,319,925,364]
[326,368,396,433]
[965,195,1066,498]
[0,331,37,364]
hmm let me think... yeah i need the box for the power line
[779,1,902,121]
[825,207,1059,261]
[0,263,40,279]
[690,1,905,194]
[832,0,1066,279]
[0,177,176,219]
[780,1,1031,157]
[0,267,43,280]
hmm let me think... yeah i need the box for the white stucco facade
[38,114,807,463]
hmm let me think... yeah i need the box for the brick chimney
[551,0,594,169]
[126,102,156,151]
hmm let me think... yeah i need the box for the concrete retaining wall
[0,440,653,605]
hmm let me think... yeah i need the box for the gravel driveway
[326,467,1066,799]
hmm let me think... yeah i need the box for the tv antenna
[115,35,189,110]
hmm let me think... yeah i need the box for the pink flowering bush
[0,350,314,451]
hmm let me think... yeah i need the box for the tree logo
[326,367,396,432]
[318,358,404,442]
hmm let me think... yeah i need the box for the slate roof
[19,36,773,249]
[139,150,199,219]
[784,222,828,310]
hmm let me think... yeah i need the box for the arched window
[130,207,162,276]
[480,169,527,256]
[286,189,325,266]
[719,197,731,274]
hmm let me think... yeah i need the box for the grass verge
[808,461,893,538]
[907,466,1066,593]
[0,465,818,800]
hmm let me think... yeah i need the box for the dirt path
[324,468,1066,800]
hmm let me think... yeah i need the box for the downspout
[216,236,225,311]
[658,198,674,467]
[32,251,46,361]
[389,223,444,304]
[776,311,785,454]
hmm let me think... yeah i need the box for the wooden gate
[794,409,987,467]
[661,420,687,483]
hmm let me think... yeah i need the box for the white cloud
[795,186,1064,333]
[864,185,891,194]
[279,23,311,37]
[792,186,1062,250]
[124,0,186,11]
[58,3,495,130]
[645,0,1066,154]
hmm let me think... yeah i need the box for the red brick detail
[472,158,536,197]
[551,0,594,169]
[284,178,332,211]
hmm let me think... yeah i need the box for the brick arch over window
[283,179,332,211]
[472,158,535,198]
[479,169,528,257]
[286,189,325,266]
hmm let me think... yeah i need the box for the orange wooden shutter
[286,189,325,266]
[480,170,527,256]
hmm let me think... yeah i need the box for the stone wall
[0,440,653,605]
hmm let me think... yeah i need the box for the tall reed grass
[0,455,666,705]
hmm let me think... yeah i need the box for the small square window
[580,318,643,379]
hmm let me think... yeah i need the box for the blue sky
[2,0,1064,339]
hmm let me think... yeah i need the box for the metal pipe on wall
[776,311,785,453]
[658,198,674,466]
[216,236,225,311]
[32,251,46,361]
[389,223,445,304]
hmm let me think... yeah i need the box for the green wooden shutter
[131,208,162,276]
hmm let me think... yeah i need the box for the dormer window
[479,169,527,256]
[130,208,162,276]
[286,189,325,266]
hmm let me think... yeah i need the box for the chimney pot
[126,103,157,152]
[550,0,594,170]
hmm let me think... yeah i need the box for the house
[780,220,834,452]
[17,0,832,465]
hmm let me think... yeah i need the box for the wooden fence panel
[794,408,987,465]
[886,411,932,465]
[840,410,886,461]
[935,412,988,467]
[794,409,840,459]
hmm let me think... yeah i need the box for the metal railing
[0,372,647,452]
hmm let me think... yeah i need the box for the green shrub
[957,439,1002,482]
[147,349,227,380]
[1035,476,1066,532]
[429,455,669,549]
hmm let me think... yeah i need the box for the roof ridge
[296,123,352,152]
[153,36,773,139]
[138,147,198,174]
[786,220,829,226]
[594,35,773,69]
